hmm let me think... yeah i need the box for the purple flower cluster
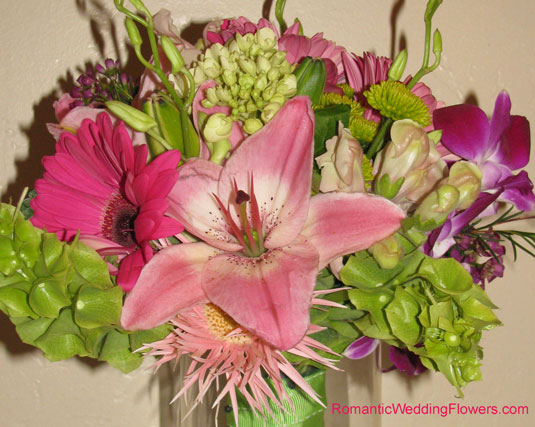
[69,59,137,109]
[450,230,505,289]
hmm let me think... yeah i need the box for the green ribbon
[226,369,327,426]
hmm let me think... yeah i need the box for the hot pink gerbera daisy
[31,112,183,291]
[143,292,341,425]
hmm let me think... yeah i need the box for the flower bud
[270,51,287,67]
[243,118,264,134]
[238,74,255,90]
[215,87,232,103]
[270,93,286,106]
[201,57,221,79]
[276,74,297,97]
[239,57,257,76]
[370,234,403,269]
[414,184,460,226]
[106,101,156,132]
[205,87,219,105]
[203,113,233,143]
[261,102,282,123]
[267,67,281,82]
[255,28,277,51]
[388,49,408,81]
[262,84,277,101]
[444,161,482,210]
[254,75,268,92]
[315,123,366,193]
[161,35,185,74]
[222,70,237,86]
[256,55,272,74]
[124,18,142,47]
[192,66,207,86]
[235,33,253,52]
[228,40,240,54]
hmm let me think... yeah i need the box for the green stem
[114,0,148,27]
[181,67,196,107]
[146,129,174,150]
[366,118,392,158]
[12,187,29,222]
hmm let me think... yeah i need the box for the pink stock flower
[121,97,404,351]
[144,293,340,424]
[31,112,183,291]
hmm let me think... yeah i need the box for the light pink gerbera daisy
[31,112,183,291]
[144,292,341,425]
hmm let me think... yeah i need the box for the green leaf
[341,251,402,288]
[385,287,421,345]
[313,104,350,157]
[15,317,55,345]
[41,233,65,270]
[85,326,113,357]
[35,308,88,361]
[29,279,70,318]
[418,257,472,295]
[99,330,142,373]
[74,285,123,329]
[69,240,114,289]
[348,288,393,334]
[327,307,365,321]
[459,297,502,330]
[0,287,36,318]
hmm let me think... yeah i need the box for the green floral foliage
[0,203,171,373]
[340,241,501,396]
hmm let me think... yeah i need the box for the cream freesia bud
[222,70,237,86]
[243,118,264,134]
[276,74,297,97]
[444,161,482,210]
[261,102,282,123]
[267,67,281,82]
[203,113,233,143]
[239,57,257,75]
[255,28,277,50]
[270,51,287,66]
[201,57,221,79]
[235,33,254,52]
[414,184,460,225]
[256,55,272,74]
[370,234,403,269]
[315,123,366,193]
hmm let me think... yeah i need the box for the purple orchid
[427,92,534,257]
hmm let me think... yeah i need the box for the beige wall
[1,1,534,426]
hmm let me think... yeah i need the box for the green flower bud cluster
[192,28,297,133]
[340,241,500,396]
[0,203,170,373]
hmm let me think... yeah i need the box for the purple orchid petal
[498,170,535,211]
[388,346,427,376]
[480,160,512,189]
[490,115,531,170]
[488,91,512,149]
[344,336,379,359]
[433,104,490,162]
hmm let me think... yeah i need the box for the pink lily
[121,97,404,351]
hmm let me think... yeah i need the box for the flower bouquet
[1,0,534,425]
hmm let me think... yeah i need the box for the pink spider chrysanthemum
[30,112,183,291]
[144,291,342,426]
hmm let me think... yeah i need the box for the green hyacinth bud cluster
[192,28,297,133]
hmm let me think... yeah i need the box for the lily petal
[168,159,243,252]
[202,237,319,351]
[300,192,405,269]
[433,104,490,162]
[121,242,217,330]
[218,96,315,249]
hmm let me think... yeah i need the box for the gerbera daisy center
[102,193,138,247]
